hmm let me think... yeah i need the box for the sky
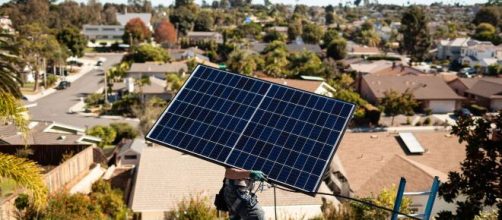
[0,0,489,6]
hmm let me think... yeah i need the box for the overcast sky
[0,0,488,6]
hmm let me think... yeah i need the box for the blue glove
[249,170,266,182]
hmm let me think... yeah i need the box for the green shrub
[86,125,116,148]
[85,93,104,108]
[46,75,59,88]
[166,194,219,220]
[424,108,432,116]
[110,122,139,144]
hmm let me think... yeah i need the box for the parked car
[458,67,476,78]
[96,60,103,66]
[454,108,473,117]
[56,81,71,90]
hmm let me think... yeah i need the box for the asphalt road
[28,53,138,128]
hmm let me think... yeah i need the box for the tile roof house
[360,75,464,113]
[336,132,466,216]
[464,77,502,111]
[129,146,330,220]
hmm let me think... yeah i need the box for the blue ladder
[391,176,440,220]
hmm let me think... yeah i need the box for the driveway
[28,53,138,128]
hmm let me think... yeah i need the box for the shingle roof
[336,132,465,196]
[134,76,166,94]
[0,121,93,145]
[130,147,324,212]
[456,78,480,89]
[362,75,464,100]
[465,78,502,99]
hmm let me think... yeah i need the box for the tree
[109,122,139,144]
[263,30,286,43]
[473,6,500,28]
[288,51,323,76]
[124,44,170,63]
[56,27,87,57]
[90,180,128,219]
[359,29,381,47]
[175,0,194,7]
[0,33,24,98]
[123,18,151,45]
[325,5,335,25]
[194,11,214,31]
[399,6,432,63]
[154,19,177,45]
[322,29,339,48]
[302,23,324,44]
[133,96,167,134]
[166,73,187,92]
[438,112,502,219]
[86,125,117,147]
[169,6,197,35]
[227,49,259,75]
[380,89,418,125]
[473,23,497,42]
[262,41,289,77]
[326,38,347,60]
[0,153,47,210]
[287,18,302,41]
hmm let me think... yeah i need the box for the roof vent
[370,135,378,139]
[399,132,425,154]
[58,135,66,141]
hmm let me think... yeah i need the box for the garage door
[429,100,456,113]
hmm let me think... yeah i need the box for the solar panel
[399,132,425,154]
[146,65,355,193]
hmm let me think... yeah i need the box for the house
[447,78,479,97]
[116,13,153,30]
[116,138,146,167]
[169,47,208,61]
[0,120,101,146]
[436,37,470,60]
[336,132,465,216]
[464,78,502,111]
[348,45,382,57]
[82,12,152,43]
[259,77,337,97]
[350,60,425,76]
[460,42,502,71]
[360,75,464,113]
[129,146,330,219]
[186,31,223,44]
[132,76,172,101]
[82,25,124,42]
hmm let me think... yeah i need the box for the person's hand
[249,170,266,182]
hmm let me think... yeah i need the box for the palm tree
[0,32,47,210]
[0,153,48,210]
[0,33,24,98]
[135,75,151,104]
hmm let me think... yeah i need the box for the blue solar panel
[146,65,355,193]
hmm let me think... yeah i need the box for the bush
[424,108,432,116]
[90,180,128,220]
[110,122,139,144]
[166,194,218,220]
[86,125,116,148]
[46,75,59,88]
[85,93,104,108]
[405,117,411,125]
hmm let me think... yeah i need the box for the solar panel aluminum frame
[145,64,356,195]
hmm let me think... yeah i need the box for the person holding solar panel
[220,167,266,220]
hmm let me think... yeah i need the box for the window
[124,155,137,160]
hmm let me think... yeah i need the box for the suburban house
[360,75,464,113]
[127,62,188,79]
[464,77,502,111]
[82,12,152,43]
[0,120,101,146]
[133,76,172,101]
[460,42,502,71]
[437,37,471,60]
[347,41,382,57]
[447,78,480,96]
[169,47,208,61]
[336,132,465,216]
[129,146,330,219]
[0,122,104,220]
[186,31,223,44]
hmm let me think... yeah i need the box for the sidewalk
[23,58,98,102]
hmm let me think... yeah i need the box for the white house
[460,42,502,71]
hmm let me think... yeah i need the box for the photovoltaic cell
[146,65,355,193]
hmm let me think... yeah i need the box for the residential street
[28,53,138,128]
